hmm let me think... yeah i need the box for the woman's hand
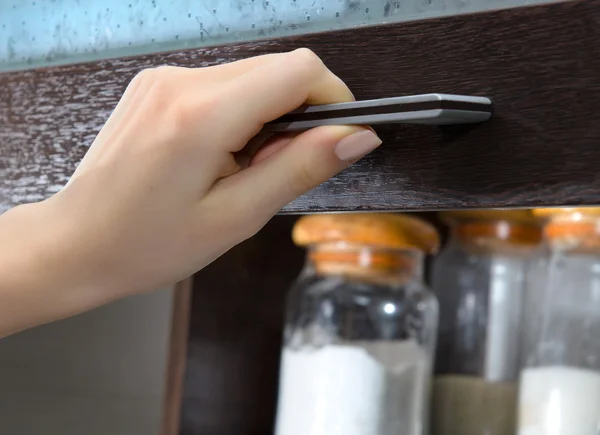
[0,49,381,336]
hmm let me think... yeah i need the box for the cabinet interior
[177,213,444,435]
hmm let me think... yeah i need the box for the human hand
[0,49,381,335]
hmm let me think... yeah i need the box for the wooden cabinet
[2,0,600,433]
[166,217,302,435]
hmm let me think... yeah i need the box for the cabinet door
[1,0,599,214]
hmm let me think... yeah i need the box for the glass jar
[274,213,440,435]
[518,208,600,435]
[430,210,542,435]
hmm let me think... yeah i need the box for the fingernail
[334,130,382,162]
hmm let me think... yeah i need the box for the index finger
[218,48,355,148]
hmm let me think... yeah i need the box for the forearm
[0,201,101,337]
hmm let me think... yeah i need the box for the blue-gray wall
[1,0,557,71]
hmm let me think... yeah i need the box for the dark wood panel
[180,216,303,435]
[162,278,193,435]
[2,0,600,212]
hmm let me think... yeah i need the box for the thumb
[211,125,382,220]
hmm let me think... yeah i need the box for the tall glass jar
[518,208,600,435]
[274,213,440,435]
[430,210,542,435]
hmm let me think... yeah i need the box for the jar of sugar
[274,213,439,435]
[518,208,600,435]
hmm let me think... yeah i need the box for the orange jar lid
[440,209,538,224]
[533,207,600,220]
[440,209,542,251]
[292,213,440,254]
[534,208,600,249]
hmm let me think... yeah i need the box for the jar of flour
[274,213,439,435]
[518,208,600,435]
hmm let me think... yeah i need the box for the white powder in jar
[518,366,600,435]
[274,341,430,435]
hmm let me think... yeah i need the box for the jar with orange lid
[518,208,600,435]
[430,210,542,435]
[273,213,440,435]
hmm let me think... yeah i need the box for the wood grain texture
[180,216,303,435]
[162,278,193,435]
[2,0,600,212]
